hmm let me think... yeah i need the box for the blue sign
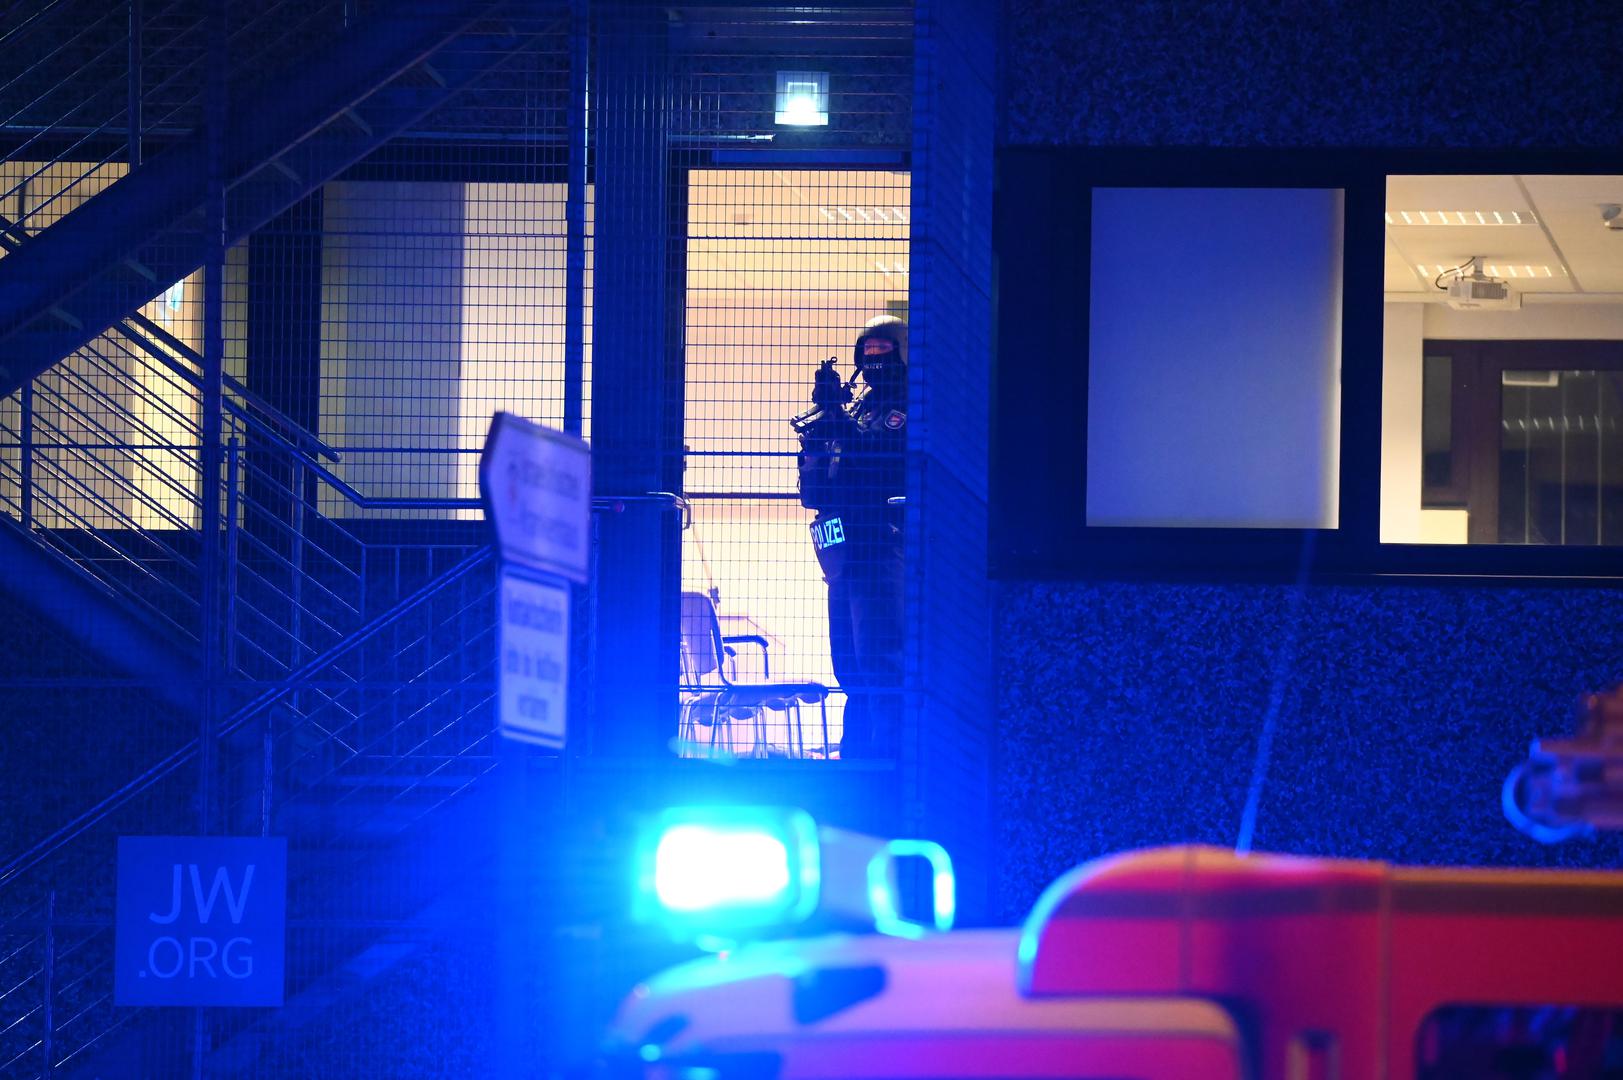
[115,836,286,1007]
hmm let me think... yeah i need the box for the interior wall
[454,181,586,518]
[318,180,581,520]
[1422,301,1623,340]
[1380,303,1425,543]
[1381,300,1623,543]
[320,181,466,517]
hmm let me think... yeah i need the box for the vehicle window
[1416,1003,1623,1079]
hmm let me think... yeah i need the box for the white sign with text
[497,568,570,748]
[479,412,591,584]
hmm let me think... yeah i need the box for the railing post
[40,889,54,1080]
[127,0,142,168]
[195,2,227,1073]
[359,539,368,620]
[198,0,228,830]
[563,0,588,438]
[261,725,273,838]
[224,437,241,673]
[291,464,309,670]
[20,378,33,531]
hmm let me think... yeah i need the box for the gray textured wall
[992,0,1623,923]
[1004,0,1623,148]
[996,581,1623,920]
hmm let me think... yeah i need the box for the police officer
[794,316,907,758]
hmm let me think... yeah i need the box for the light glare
[867,839,956,938]
[775,70,829,126]
[654,825,791,912]
[782,94,822,123]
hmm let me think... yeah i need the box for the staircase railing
[0,0,354,247]
[0,544,498,1075]
[0,6,570,1069]
[1,315,364,666]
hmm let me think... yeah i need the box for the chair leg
[708,700,726,757]
[818,699,830,758]
[679,701,698,754]
[751,709,768,758]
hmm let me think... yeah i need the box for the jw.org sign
[114,836,286,1007]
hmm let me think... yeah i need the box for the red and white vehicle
[608,843,1623,1079]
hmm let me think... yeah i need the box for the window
[1416,1004,1623,1079]
[1086,186,1343,530]
[680,168,909,757]
[994,149,1623,580]
[318,180,585,519]
[0,159,216,531]
[1381,174,1623,548]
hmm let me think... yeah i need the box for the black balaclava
[853,315,908,403]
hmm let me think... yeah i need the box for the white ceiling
[686,169,910,295]
[682,169,1622,303]
[1385,174,1623,297]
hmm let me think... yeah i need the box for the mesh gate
[682,167,910,757]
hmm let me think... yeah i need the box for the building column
[587,5,682,756]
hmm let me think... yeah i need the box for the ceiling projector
[1444,258,1521,311]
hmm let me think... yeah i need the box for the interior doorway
[679,167,910,757]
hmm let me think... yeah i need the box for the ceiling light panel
[1418,263,1562,279]
[1386,209,1539,226]
[818,205,910,225]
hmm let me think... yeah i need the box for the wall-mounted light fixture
[775,71,828,127]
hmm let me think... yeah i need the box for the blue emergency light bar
[634,806,955,945]
[868,839,956,939]
[635,807,821,935]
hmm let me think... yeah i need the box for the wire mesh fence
[0,0,916,1073]
[681,167,910,756]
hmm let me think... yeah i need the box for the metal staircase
[0,547,500,1075]
[0,288,501,1074]
[0,2,560,1072]
[0,0,530,395]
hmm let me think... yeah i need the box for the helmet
[854,315,908,384]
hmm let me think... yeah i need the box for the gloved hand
[811,357,849,408]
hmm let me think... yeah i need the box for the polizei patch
[883,409,906,431]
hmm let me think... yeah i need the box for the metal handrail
[0,0,78,54]
[0,545,495,892]
[122,311,342,463]
[0,0,194,234]
[266,580,498,796]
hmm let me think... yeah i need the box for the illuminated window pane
[1087,187,1344,529]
